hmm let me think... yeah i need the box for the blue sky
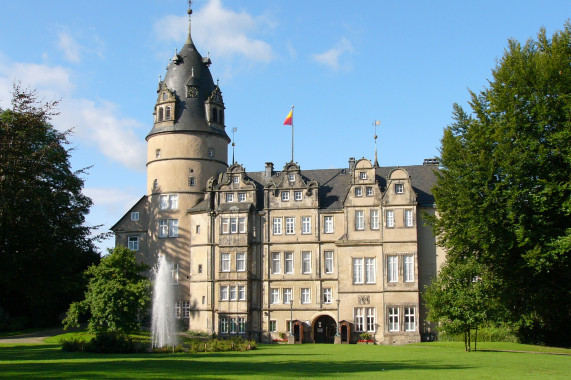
[0,0,568,253]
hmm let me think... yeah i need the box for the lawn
[0,339,569,379]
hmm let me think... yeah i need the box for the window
[271,252,281,274]
[239,217,246,233]
[181,301,190,318]
[323,288,332,304]
[169,194,178,209]
[168,219,178,237]
[160,194,177,210]
[230,218,238,234]
[302,216,311,234]
[355,187,363,197]
[301,288,310,304]
[238,317,246,333]
[387,256,398,282]
[283,288,292,304]
[353,258,364,284]
[165,106,171,120]
[355,308,364,332]
[360,172,367,180]
[386,210,395,228]
[233,176,239,184]
[371,210,379,230]
[285,217,295,234]
[196,225,200,234]
[220,317,228,333]
[220,286,229,301]
[230,318,237,333]
[162,92,167,101]
[285,252,294,274]
[365,258,376,284]
[289,174,295,183]
[221,253,230,272]
[404,255,414,282]
[230,286,237,301]
[175,302,181,319]
[236,253,246,272]
[188,176,196,186]
[159,195,169,210]
[286,320,293,333]
[222,218,229,234]
[281,191,290,201]
[208,148,214,157]
[404,307,415,331]
[395,183,404,194]
[366,308,376,332]
[170,263,179,285]
[159,219,168,238]
[128,236,138,251]
[131,211,139,221]
[366,187,373,196]
[270,288,280,304]
[198,264,202,274]
[294,191,302,201]
[269,320,277,332]
[324,251,334,274]
[238,193,246,202]
[355,210,364,230]
[153,178,158,189]
[238,286,246,300]
[226,193,234,202]
[324,216,334,233]
[158,107,164,121]
[273,218,282,235]
[388,307,399,332]
[405,209,414,227]
[302,251,311,274]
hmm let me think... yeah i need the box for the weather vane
[232,127,237,165]
[373,120,381,167]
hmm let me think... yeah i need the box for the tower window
[211,108,218,123]
[188,176,196,186]
[156,149,161,158]
[208,148,215,157]
[165,106,171,120]
[162,92,167,101]
[158,107,164,122]
[218,109,224,124]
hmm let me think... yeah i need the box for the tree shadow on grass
[0,345,472,379]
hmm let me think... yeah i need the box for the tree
[63,246,151,333]
[0,85,100,329]
[428,23,571,345]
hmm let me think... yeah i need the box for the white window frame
[302,251,311,274]
[289,174,295,183]
[233,176,240,184]
[168,219,178,237]
[404,307,415,331]
[395,183,404,194]
[273,218,282,235]
[283,288,292,304]
[285,217,295,235]
[281,191,290,201]
[285,252,294,274]
[170,263,179,285]
[238,317,246,333]
[324,216,334,234]
[404,255,414,282]
[386,210,395,228]
[128,236,138,251]
[355,307,365,332]
[159,219,168,238]
[222,218,230,234]
[270,288,280,304]
[323,288,332,304]
[355,187,363,197]
[365,257,376,284]
[229,318,237,334]
[388,307,399,332]
[387,256,398,282]
[229,218,238,234]
[355,210,365,230]
[220,286,229,301]
[220,317,228,333]
[181,301,190,318]
[175,301,181,319]
[238,286,246,300]
[359,171,367,180]
[324,251,334,274]
[302,216,311,235]
[301,288,311,304]
[405,209,414,227]
[230,286,237,301]
[269,320,277,332]
[226,193,234,202]
[353,258,364,284]
[130,212,139,221]
[221,253,231,272]
[294,191,302,201]
[366,187,373,196]
[169,194,178,209]
[238,193,246,202]
[159,195,169,210]
[236,253,246,272]
[371,209,379,230]
[271,252,281,274]
[366,307,376,332]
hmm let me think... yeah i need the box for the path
[0,328,65,344]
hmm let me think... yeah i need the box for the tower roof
[147,4,228,141]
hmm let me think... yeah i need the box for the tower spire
[373,120,381,167]
[186,0,193,44]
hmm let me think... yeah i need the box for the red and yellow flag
[283,109,293,125]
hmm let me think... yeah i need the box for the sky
[0,0,568,254]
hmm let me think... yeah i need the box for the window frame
[395,183,404,194]
[294,190,302,201]
[221,253,231,272]
[355,210,365,230]
[370,209,379,230]
[386,210,395,228]
[387,255,398,282]
[365,257,376,284]
[355,187,363,197]
[404,255,414,282]
[271,252,281,274]
[159,219,168,238]
[281,191,290,201]
[359,171,367,180]
[285,217,295,235]
[283,288,293,304]
[284,252,294,274]
[404,307,415,331]
[131,212,139,221]
[238,286,246,300]
[366,187,373,196]
[236,252,246,272]
[127,236,139,251]
[273,218,282,235]
[324,216,334,234]
[226,193,234,203]
[302,216,311,235]
[220,286,229,301]
[301,288,311,304]
[238,192,246,202]
[353,258,364,284]
[270,288,280,304]
[168,219,178,237]
[405,209,414,227]
[323,288,332,304]
[302,251,311,274]
[388,307,399,332]
[324,251,334,274]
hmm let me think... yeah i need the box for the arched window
[211,108,218,123]
[218,109,224,124]
[162,92,167,101]
[165,106,171,120]
[158,107,164,122]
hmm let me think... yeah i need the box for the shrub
[60,336,89,352]
[437,325,518,343]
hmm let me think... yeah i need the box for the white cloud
[58,32,82,63]
[311,37,354,71]
[154,0,274,63]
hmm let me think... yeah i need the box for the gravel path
[0,328,65,344]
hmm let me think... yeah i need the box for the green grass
[0,339,569,379]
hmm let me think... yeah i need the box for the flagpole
[291,105,294,163]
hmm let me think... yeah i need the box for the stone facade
[111,7,445,345]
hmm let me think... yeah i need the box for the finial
[216,78,219,87]
[158,75,162,83]
[232,127,237,165]
[191,67,194,77]
[373,120,381,167]
[186,0,193,44]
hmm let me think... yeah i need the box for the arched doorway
[313,315,337,343]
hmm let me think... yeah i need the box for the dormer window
[395,184,404,194]
[366,187,373,196]
[289,174,295,183]
[158,107,164,122]
[233,176,239,184]
[360,172,367,180]
[355,187,363,197]
[281,191,290,201]
[218,109,224,124]
[211,108,218,123]
[165,106,171,120]
[226,193,234,202]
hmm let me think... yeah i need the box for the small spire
[232,127,237,165]
[373,120,381,167]
[186,0,194,44]
[191,67,194,77]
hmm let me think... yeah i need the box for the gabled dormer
[382,168,417,206]
[344,158,381,206]
[215,164,256,207]
[154,82,176,126]
[205,85,225,130]
[265,162,318,209]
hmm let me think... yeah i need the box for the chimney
[348,157,356,173]
[423,158,440,166]
[265,162,274,178]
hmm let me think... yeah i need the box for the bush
[437,325,518,343]
[60,336,89,352]
[186,336,256,353]
[61,332,145,353]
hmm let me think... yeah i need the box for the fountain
[151,254,178,348]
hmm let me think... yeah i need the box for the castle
[112,5,444,345]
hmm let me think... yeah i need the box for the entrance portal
[313,315,337,343]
